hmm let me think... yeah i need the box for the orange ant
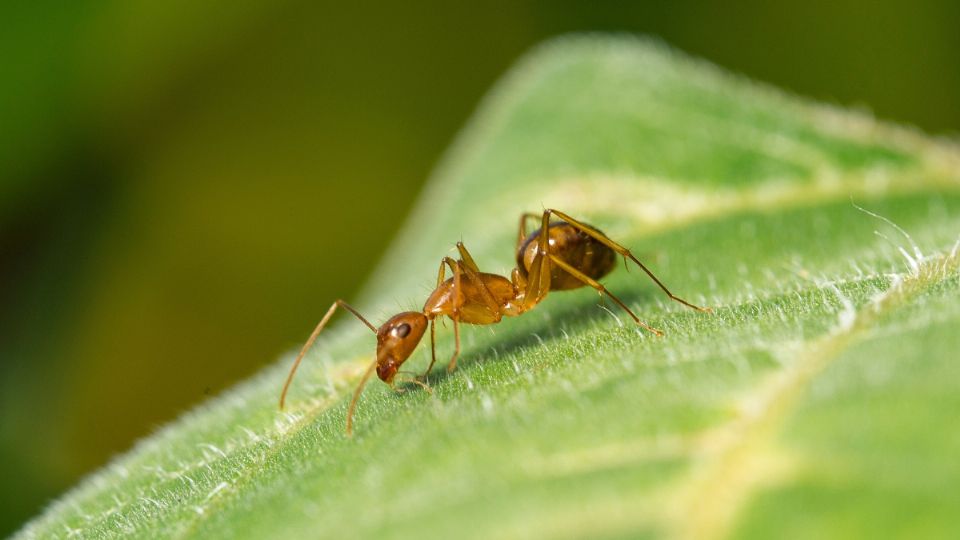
[279,209,710,434]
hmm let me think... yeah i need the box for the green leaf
[16,35,960,540]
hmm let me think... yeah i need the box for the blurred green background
[0,0,957,535]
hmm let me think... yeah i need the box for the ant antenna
[280,300,377,410]
[346,358,379,436]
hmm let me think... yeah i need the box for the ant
[279,208,710,434]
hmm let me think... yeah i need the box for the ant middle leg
[544,209,711,312]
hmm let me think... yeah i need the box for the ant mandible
[279,208,711,434]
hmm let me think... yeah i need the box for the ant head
[375,312,428,383]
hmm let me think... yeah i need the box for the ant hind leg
[544,209,711,313]
[547,253,664,336]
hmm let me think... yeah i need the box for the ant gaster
[279,209,710,434]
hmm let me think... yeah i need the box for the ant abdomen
[517,222,618,290]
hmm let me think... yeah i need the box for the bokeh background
[1,1,957,535]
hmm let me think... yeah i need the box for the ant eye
[393,323,411,338]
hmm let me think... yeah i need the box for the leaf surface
[16,36,960,540]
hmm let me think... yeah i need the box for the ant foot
[409,378,433,394]
[395,374,433,394]
[641,325,664,337]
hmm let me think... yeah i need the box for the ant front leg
[422,257,465,377]
[392,372,434,394]
[420,256,458,380]
[445,256,463,373]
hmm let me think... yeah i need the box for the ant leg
[420,256,458,379]
[457,242,505,318]
[496,268,530,317]
[419,318,437,381]
[442,256,460,278]
[424,256,464,373]
[517,212,541,249]
[521,211,553,310]
[448,317,461,372]
[435,253,450,287]
[437,254,495,374]
[547,254,664,336]
[280,300,377,410]
[393,373,433,393]
[510,267,527,294]
[456,241,480,272]
[425,256,450,376]
[454,252,508,372]
[544,209,711,312]
[446,257,463,372]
